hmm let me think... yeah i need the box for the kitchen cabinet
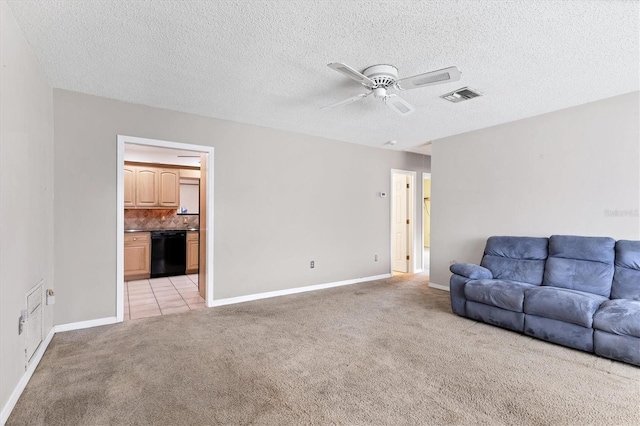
[158,169,179,207]
[135,166,159,207]
[124,232,151,280]
[180,169,200,179]
[123,165,136,207]
[186,231,199,274]
[124,163,182,209]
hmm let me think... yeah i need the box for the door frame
[390,169,417,274]
[421,172,431,273]
[116,135,215,322]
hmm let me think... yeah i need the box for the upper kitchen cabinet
[180,169,200,179]
[123,165,136,208]
[158,169,180,207]
[125,163,196,209]
[135,166,160,207]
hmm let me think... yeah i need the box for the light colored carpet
[8,275,640,425]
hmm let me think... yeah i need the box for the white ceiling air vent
[440,87,482,103]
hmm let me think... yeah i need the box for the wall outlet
[310,261,314,268]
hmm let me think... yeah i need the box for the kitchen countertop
[124,228,199,233]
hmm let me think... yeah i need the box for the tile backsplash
[124,209,199,230]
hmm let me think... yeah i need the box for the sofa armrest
[450,263,493,280]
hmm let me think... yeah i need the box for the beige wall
[0,0,54,414]
[430,92,640,288]
[53,89,430,325]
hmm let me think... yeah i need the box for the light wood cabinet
[158,169,180,208]
[123,165,136,207]
[124,232,150,280]
[135,166,159,207]
[186,231,199,274]
[180,169,200,179]
[125,163,197,209]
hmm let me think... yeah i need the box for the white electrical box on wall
[46,289,55,305]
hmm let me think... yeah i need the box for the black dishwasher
[151,231,186,278]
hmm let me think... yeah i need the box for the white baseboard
[428,282,450,292]
[1,327,55,426]
[212,273,392,307]
[54,316,118,333]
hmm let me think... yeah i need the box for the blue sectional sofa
[449,235,640,366]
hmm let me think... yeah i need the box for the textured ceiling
[7,0,640,151]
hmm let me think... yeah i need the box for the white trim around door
[421,172,431,274]
[116,135,215,322]
[389,169,417,275]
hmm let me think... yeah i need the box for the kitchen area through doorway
[123,143,206,320]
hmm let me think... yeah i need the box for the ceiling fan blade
[396,66,461,90]
[384,95,415,116]
[327,63,376,87]
[321,92,370,109]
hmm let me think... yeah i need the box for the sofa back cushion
[480,236,548,285]
[543,235,615,297]
[611,240,640,300]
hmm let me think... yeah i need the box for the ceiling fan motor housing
[362,64,398,89]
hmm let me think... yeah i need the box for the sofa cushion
[593,299,640,338]
[465,279,536,313]
[480,236,548,285]
[524,286,607,328]
[611,240,640,300]
[543,235,615,297]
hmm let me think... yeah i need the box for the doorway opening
[116,135,214,322]
[390,169,416,276]
[422,172,431,275]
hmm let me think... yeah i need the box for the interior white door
[393,174,409,273]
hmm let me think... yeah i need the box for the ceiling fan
[322,62,461,116]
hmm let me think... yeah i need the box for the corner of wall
[0,1,55,421]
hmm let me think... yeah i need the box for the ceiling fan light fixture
[373,87,387,98]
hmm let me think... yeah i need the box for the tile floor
[124,274,205,321]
